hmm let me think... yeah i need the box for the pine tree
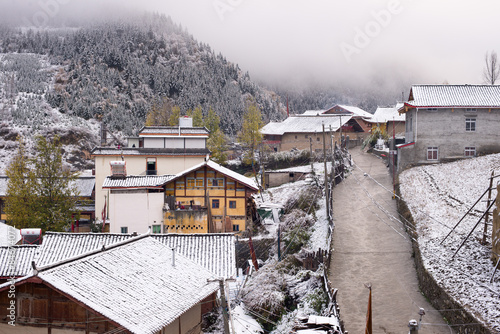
[238,99,264,165]
[5,137,36,229]
[208,129,227,164]
[29,136,80,233]
[187,106,203,127]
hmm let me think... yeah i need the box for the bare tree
[483,51,500,85]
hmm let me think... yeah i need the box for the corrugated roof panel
[261,115,352,135]
[102,175,175,189]
[408,85,500,107]
[0,245,38,277]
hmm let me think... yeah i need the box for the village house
[397,85,500,170]
[367,103,405,136]
[261,113,352,152]
[0,235,219,334]
[262,105,373,153]
[91,117,210,228]
[322,104,373,133]
[102,160,258,234]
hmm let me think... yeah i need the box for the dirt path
[329,148,453,334]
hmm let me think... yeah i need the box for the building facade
[398,85,500,170]
[92,118,210,229]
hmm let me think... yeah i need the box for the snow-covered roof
[335,105,373,118]
[261,115,352,136]
[367,103,405,123]
[168,160,258,191]
[36,232,236,278]
[138,126,209,136]
[405,84,500,108]
[154,233,237,278]
[0,245,38,277]
[102,175,175,189]
[301,110,325,116]
[0,176,94,197]
[6,237,219,334]
[72,176,95,197]
[0,222,21,246]
[91,147,210,156]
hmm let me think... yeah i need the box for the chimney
[179,116,193,128]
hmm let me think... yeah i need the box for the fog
[2,0,500,93]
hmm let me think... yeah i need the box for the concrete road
[329,148,453,334]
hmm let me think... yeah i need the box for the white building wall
[166,138,185,148]
[109,191,165,234]
[185,138,206,149]
[144,137,165,148]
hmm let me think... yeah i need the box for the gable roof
[36,232,237,278]
[167,160,258,191]
[405,85,500,108]
[91,147,210,157]
[102,175,175,189]
[1,237,219,334]
[326,105,373,118]
[261,115,352,136]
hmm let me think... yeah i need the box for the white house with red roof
[397,85,500,170]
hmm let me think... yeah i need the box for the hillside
[0,13,285,171]
[399,154,500,332]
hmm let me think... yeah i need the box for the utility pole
[322,123,329,219]
[209,278,232,334]
[309,137,313,172]
[482,171,494,244]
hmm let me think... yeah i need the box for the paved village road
[329,148,453,334]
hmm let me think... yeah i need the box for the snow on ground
[255,162,331,251]
[399,154,500,332]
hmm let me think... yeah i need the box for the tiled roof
[0,245,38,277]
[168,160,258,191]
[102,175,175,189]
[139,126,209,136]
[36,232,236,278]
[153,233,237,278]
[0,176,94,197]
[261,115,352,136]
[91,147,210,156]
[406,85,500,108]
[14,237,219,334]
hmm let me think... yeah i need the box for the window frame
[229,200,236,209]
[146,158,157,176]
[233,224,240,232]
[465,118,476,132]
[212,199,220,209]
[120,227,128,234]
[152,225,162,234]
[464,146,476,157]
[427,147,438,161]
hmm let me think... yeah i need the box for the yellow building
[164,160,258,234]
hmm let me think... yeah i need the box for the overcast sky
[5,0,500,88]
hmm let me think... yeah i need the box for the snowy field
[399,154,500,332]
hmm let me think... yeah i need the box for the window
[195,178,204,187]
[427,147,438,161]
[466,118,476,132]
[187,178,195,188]
[152,225,162,234]
[229,201,236,209]
[175,181,185,189]
[233,224,240,232]
[120,227,128,234]
[209,178,224,187]
[427,108,438,111]
[146,158,157,175]
[294,135,297,139]
[466,108,477,112]
[465,147,476,157]
[317,137,320,142]
[212,199,219,208]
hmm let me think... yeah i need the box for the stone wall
[396,186,492,334]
